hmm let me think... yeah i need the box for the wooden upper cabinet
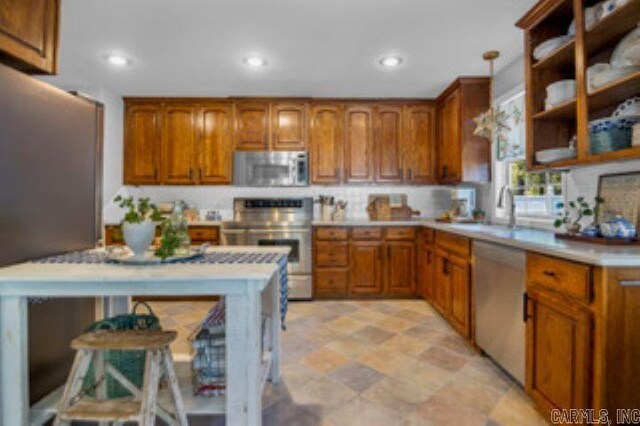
[386,241,416,296]
[526,291,592,412]
[234,102,269,150]
[124,103,161,185]
[161,103,198,185]
[344,105,374,183]
[271,102,307,150]
[404,104,436,184]
[310,104,343,184]
[437,78,491,184]
[438,89,462,183]
[0,0,59,74]
[199,103,233,184]
[374,105,404,183]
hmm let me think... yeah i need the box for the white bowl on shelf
[533,35,573,61]
[591,66,640,89]
[535,147,577,164]
[546,79,576,107]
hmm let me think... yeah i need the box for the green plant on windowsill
[553,196,604,234]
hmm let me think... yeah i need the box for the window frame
[493,86,567,224]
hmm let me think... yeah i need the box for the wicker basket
[83,302,161,398]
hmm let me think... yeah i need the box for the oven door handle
[247,228,311,234]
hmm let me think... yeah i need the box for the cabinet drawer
[188,226,219,242]
[352,227,383,240]
[386,227,417,240]
[315,269,349,296]
[435,231,470,258]
[527,253,591,302]
[315,227,348,241]
[315,242,349,267]
[419,227,435,243]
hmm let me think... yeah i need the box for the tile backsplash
[105,185,458,223]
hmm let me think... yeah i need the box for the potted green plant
[553,196,603,235]
[114,195,163,258]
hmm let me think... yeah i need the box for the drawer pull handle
[620,281,640,287]
[543,270,556,277]
[328,279,335,284]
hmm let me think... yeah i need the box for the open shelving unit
[517,0,640,171]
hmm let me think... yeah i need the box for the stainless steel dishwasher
[474,240,526,384]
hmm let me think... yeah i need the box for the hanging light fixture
[473,50,509,140]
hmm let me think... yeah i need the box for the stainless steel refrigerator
[0,62,103,403]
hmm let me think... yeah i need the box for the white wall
[489,56,640,228]
[107,185,456,223]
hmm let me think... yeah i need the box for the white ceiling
[48,0,537,98]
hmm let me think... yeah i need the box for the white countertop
[313,218,640,267]
[312,218,427,226]
[0,246,289,297]
[422,221,640,268]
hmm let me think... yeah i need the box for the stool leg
[162,347,188,426]
[53,349,94,426]
[139,349,161,426]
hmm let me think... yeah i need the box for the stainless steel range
[221,197,313,300]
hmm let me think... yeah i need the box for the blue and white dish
[613,97,640,117]
[581,224,599,237]
[588,116,640,133]
[600,215,637,239]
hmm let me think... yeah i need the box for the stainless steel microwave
[233,151,309,187]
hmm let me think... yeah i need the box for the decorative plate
[106,245,207,265]
[613,96,640,117]
[611,25,640,68]
[533,35,573,61]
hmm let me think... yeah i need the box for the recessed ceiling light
[105,54,130,67]
[380,56,403,67]
[244,56,267,68]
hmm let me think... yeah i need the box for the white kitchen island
[0,246,288,426]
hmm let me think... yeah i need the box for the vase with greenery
[114,195,162,258]
[553,196,604,234]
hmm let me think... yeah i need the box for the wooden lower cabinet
[525,289,592,412]
[448,254,471,338]
[349,241,384,296]
[104,224,220,246]
[418,242,435,301]
[426,230,472,340]
[315,268,349,298]
[387,242,416,296]
[313,226,417,299]
[432,252,451,316]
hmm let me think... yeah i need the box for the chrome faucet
[497,185,516,229]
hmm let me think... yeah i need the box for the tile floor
[150,299,547,426]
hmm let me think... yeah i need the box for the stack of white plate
[545,79,576,110]
[590,25,640,90]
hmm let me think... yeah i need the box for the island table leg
[0,296,29,426]
[269,274,281,384]
[226,288,262,425]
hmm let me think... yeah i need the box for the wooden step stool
[54,330,188,426]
